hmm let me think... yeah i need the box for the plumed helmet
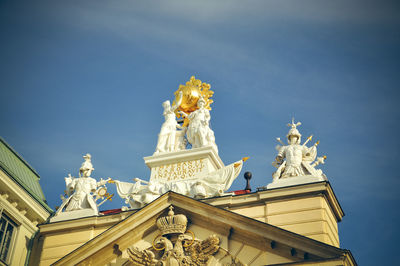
[83,153,91,159]
[286,119,302,143]
[287,127,301,139]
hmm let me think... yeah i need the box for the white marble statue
[55,154,110,216]
[180,97,218,152]
[154,91,184,154]
[113,159,245,209]
[114,178,163,209]
[272,119,326,182]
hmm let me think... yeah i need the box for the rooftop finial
[168,205,174,216]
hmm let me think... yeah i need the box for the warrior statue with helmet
[272,119,326,182]
[53,154,113,221]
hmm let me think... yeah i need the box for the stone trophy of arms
[54,154,113,219]
[272,119,327,182]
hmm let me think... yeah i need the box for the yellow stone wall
[204,182,343,248]
[35,212,132,266]
[1,171,51,266]
[229,195,339,247]
[0,216,35,266]
[71,215,303,266]
[39,229,94,265]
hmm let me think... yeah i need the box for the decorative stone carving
[52,154,113,221]
[186,234,220,265]
[127,206,221,266]
[113,157,246,209]
[266,119,327,189]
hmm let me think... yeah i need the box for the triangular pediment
[52,192,354,265]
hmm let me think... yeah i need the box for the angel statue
[180,96,218,152]
[272,119,326,181]
[155,91,184,154]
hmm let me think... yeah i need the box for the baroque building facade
[0,138,52,265]
[1,77,356,265]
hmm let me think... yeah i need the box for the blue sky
[1,1,399,264]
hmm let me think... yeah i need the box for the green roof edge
[0,137,53,213]
[0,137,41,178]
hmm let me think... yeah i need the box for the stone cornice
[52,191,351,265]
[203,181,344,222]
[0,171,51,226]
[144,145,224,170]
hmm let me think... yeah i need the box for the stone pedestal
[266,175,327,189]
[144,146,224,182]
[50,209,98,222]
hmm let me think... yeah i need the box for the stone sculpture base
[144,146,224,182]
[265,175,327,190]
[50,209,98,222]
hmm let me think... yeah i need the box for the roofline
[52,191,353,265]
[0,137,41,178]
[196,191,346,253]
[267,253,356,265]
[0,137,52,213]
[209,181,344,222]
[0,164,53,213]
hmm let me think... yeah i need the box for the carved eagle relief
[127,234,220,266]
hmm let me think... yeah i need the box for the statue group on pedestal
[154,76,218,155]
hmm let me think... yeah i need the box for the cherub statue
[155,91,184,154]
[180,96,218,152]
[272,119,326,181]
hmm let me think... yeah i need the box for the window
[0,213,17,264]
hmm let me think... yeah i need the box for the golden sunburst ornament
[172,76,214,127]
